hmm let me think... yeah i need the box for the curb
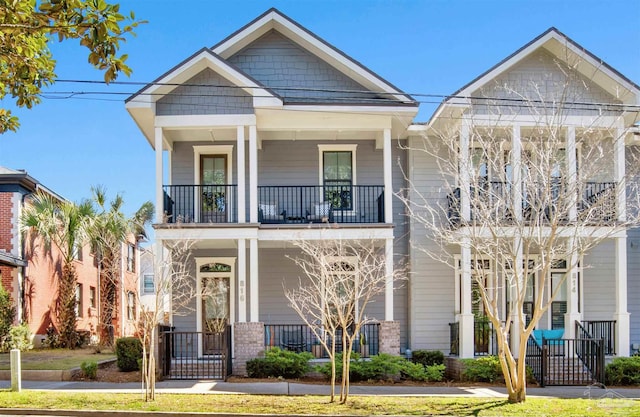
[0,358,116,381]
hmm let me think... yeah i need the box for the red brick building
[0,167,140,346]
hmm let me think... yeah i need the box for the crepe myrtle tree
[399,60,640,402]
[285,237,404,404]
[136,238,224,401]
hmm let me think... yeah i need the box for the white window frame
[143,274,155,294]
[193,145,234,222]
[322,255,359,324]
[195,256,236,357]
[318,144,357,215]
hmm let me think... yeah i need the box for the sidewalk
[1,378,639,399]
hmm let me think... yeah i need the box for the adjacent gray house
[126,9,640,384]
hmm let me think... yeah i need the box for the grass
[0,348,115,370]
[0,392,638,416]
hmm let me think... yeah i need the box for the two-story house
[126,9,639,383]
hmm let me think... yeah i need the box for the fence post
[10,349,21,392]
[540,345,547,388]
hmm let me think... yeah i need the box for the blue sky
[0,0,638,219]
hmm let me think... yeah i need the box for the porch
[162,184,385,224]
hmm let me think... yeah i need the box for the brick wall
[379,321,400,355]
[233,322,265,376]
[0,193,15,295]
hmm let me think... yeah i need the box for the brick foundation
[445,356,465,380]
[233,322,265,376]
[378,321,400,355]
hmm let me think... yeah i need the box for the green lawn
[0,349,115,370]
[0,392,638,416]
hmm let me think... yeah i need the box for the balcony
[447,181,616,227]
[162,184,385,225]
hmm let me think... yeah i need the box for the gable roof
[212,8,416,106]
[429,27,640,122]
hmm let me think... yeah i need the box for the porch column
[249,238,259,321]
[566,126,577,222]
[510,237,523,357]
[383,128,393,223]
[237,126,246,223]
[238,239,247,323]
[615,127,626,222]
[154,127,164,223]
[249,125,258,223]
[460,120,471,222]
[564,241,581,339]
[614,236,630,356]
[511,125,522,222]
[459,238,474,358]
[384,238,394,321]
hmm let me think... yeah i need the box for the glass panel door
[201,155,227,222]
[323,151,352,210]
[202,276,230,354]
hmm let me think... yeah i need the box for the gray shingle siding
[227,30,391,104]
[156,68,253,115]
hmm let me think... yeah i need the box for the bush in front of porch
[606,356,640,385]
[246,347,313,379]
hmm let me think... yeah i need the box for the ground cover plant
[0,391,637,416]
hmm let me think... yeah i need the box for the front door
[202,276,230,355]
[201,155,227,223]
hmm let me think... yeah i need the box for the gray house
[126,9,640,383]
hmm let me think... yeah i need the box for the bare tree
[400,58,640,402]
[136,239,198,401]
[285,237,402,404]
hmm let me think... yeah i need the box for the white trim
[194,145,234,222]
[318,144,357,216]
[237,239,247,322]
[237,126,246,224]
[249,126,258,223]
[249,238,259,321]
[155,128,164,223]
[156,114,257,128]
[195,256,236,357]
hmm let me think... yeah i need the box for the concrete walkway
[1,379,639,399]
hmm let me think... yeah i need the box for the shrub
[606,356,640,385]
[0,284,16,351]
[5,324,33,351]
[81,361,98,380]
[115,337,143,372]
[461,356,503,383]
[246,347,313,379]
[411,350,444,367]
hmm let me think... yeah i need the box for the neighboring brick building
[0,166,140,346]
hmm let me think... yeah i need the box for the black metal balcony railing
[163,185,238,224]
[264,323,380,358]
[581,320,616,355]
[447,181,616,227]
[258,185,385,224]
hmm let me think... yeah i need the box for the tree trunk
[58,262,79,349]
[508,384,526,403]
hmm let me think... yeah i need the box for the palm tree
[21,191,94,348]
[90,187,153,345]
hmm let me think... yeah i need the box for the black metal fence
[159,328,231,380]
[449,322,459,356]
[581,320,616,355]
[447,181,616,227]
[448,318,506,357]
[264,323,380,358]
[163,185,238,223]
[258,185,385,224]
[525,333,605,387]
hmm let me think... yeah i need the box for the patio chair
[306,201,334,223]
[258,202,287,224]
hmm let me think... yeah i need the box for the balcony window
[320,145,357,211]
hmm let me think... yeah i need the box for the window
[127,244,135,272]
[89,286,96,309]
[324,257,358,325]
[143,274,155,294]
[72,243,83,261]
[75,284,83,317]
[127,292,136,321]
[319,145,356,211]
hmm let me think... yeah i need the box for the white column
[460,120,471,222]
[237,126,246,223]
[154,127,164,223]
[566,126,577,222]
[615,236,630,356]
[564,241,581,339]
[383,128,393,223]
[237,239,247,323]
[511,125,522,221]
[615,127,626,222]
[459,238,474,358]
[510,237,523,357]
[249,238,259,321]
[249,125,258,223]
[384,238,394,321]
